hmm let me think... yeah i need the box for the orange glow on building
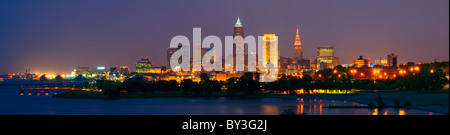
[372,109,378,115]
[319,104,322,115]
[350,69,357,74]
[372,69,380,75]
[300,105,304,114]
[399,109,406,115]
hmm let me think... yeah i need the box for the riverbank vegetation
[56,62,448,98]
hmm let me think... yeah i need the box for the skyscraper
[316,46,339,69]
[262,34,278,65]
[120,66,129,75]
[317,46,334,63]
[233,17,245,71]
[135,58,153,74]
[387,53,398,66]
[353,56,371,68]
[294,26,302,60]
[167,45,181,69]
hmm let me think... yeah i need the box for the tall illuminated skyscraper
[262,34,278,65]
[294,26,302,60]
[233,17,245,71]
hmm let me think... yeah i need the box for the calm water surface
[0,85,437,115]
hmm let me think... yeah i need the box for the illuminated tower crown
[235,17,243,27]
[294,25,303,60]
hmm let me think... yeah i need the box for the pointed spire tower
[235,17,243,27]
[233,17,245,71]
[294,25,303,60]
[233,17,244,37]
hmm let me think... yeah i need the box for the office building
[262,34,278,66]
[135,58,153,74]
[387,53,398,66]
[353,56,371,68]
[316,46,339,69]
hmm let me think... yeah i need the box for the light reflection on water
[0,85,440,115]
[291,98,421,115]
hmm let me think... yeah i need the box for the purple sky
[0,0,448,74]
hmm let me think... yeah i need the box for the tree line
[78,62,449,97]
[96,73,225,97]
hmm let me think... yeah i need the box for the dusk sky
[0,0,448,74]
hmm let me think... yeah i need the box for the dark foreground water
[0,85,438,115]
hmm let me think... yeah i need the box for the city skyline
[0,0,449,74]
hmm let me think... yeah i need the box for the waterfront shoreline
[261,91,449,115]
[53,90,449,114]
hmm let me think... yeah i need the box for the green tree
[316,68,333,80]
[96,79,106,90]
[242,72,261,95]
[180,79,197,93]
[74,74,87,81]
[102,81,122,97]
[76,81,94,89]
[261,81,279,91]
[155,80,179,92]
[406,62,415,67]
[302,75,313,94]
[324,78,335,90]
[334,65,346,72]
[431,69,449,91]
[200,73,209,82]
[199,79,221,96]
[39,75,48,82]
[225,72,261,96]
[211,80,222,95]
[340,73,353,90]
[393,79,404,90]
[375,81,388,90]
[225,77,240,95]
[420,66,434,91]
[278,75,295,94]
[54,75,64,81]
[123,76,147,93]
[168,80,180,91]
